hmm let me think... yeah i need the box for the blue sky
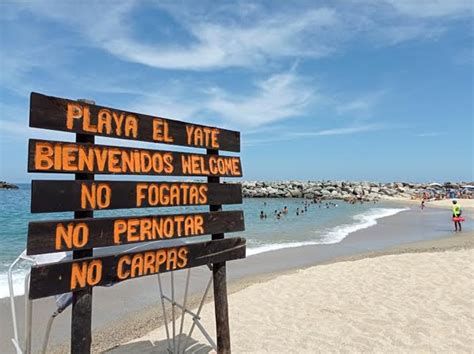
[0,0,473,182]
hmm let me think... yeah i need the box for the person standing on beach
[421,200,425,210]
[452,200,462,232]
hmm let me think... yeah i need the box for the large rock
[0,181,18,189]
[288,189,303,198]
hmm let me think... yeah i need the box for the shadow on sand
[107,334,214,353]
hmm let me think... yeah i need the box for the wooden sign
[27,210,245,255]
[31,180,242,213]
[29,92,240,152]
[27,92,244,353]
[28,139,242,177]
[29,237,246,299]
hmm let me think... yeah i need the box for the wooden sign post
[209,149,232,353]
[27,92,246,353]
[72,99,95,353]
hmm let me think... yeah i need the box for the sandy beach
[426,199,474,210]
[1,203,472,354]
[386,197,474,210]
[111,232,474,353]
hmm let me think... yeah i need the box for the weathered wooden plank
[29,237,246,299]
[29,92,240,152]
[31,181,242,213]
[28,139,242,177]
[27,210,245,255]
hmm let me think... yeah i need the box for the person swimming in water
[260,211,266,219]
[296,208,300,216]
[283,206,288,214]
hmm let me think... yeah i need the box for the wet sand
[0,202,472,353]
[114,234,474,353]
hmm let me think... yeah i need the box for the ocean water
[0,184,408,298]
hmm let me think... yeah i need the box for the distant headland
[0,181,19,189]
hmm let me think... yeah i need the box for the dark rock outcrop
[0,181,19,189]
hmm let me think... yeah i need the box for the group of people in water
[259,199,341,220]
[260,197,466,233]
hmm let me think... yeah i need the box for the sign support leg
[71,110,95,354]
[208,149,231,354]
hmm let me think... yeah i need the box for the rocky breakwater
[0,181,19,189]
[242,181,469,201]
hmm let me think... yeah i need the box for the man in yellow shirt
[452,200,462,232]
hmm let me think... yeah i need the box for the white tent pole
[176,269,191,354]
[157,274,172,352]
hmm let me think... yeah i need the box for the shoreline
[1,202,472,353]
[68,207,473,352]
[105,232,474,354]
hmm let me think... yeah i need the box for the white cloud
[290,124,383,137]
[0,60,385,139]
[336,91,386,116]
[384,0,473,18]
[0,119,76,142]
[11,2,338,70]
[103,7,338,70]
[122,68,317,129]
[378,24,447,45]
[243,124,384,146]
[207,70,315,127]
[0,66,316,137]
[126,92,207,127]
[0,20,74,96]
[9,0,468,72]
[416,132,444,137]
[0,120,27,136]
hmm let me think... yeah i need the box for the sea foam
[247,207,408,256]
[319,207,409,244]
